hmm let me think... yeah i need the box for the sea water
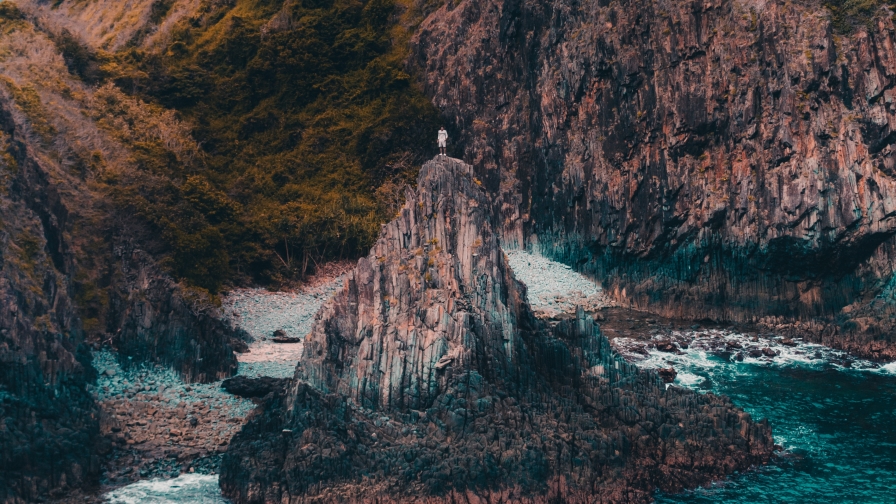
[620,331,896,503]
[104,331,896,503]
[104,474,227,503]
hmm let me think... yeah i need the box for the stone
[230,339,250,353]
[220,158,773,503]
[411,0,896,360]
[221,377,289,399]
[657,367,677,384]
[655,340,678,353]
[270,336,301,344]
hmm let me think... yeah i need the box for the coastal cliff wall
[220,157,773,503]
[0,13,241,500]
[411,0,896,356]
[0,83,101,504]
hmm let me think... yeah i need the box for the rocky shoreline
[220,157,774,503]
[34,265,351,503]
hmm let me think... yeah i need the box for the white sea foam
[614,329,896,389]
[104,474,227,503]
[878,361,896,375]
[674,372,705,387]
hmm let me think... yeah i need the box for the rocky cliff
[220,157,773,503]
[411,0,896,358]
[0,11,242,500]
[0,83,101,503]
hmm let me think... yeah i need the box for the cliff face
[0,86,101,503]
[0,12,241,500]
[109,245,240,383]
[411,0,896,356]
[220,157,773,503]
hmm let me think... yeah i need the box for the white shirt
[438,130,448,142]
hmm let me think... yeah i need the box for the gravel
[221,278,346,342]
[505,249,614,317]
[92,351,254,418]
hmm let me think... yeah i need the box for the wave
[104,474,227,504]
[614,329,896,387]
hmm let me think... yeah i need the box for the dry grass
[16,0,204,52]
[87,83,203,169]
[0,10,202,181]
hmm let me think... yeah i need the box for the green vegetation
[81,0,441,291]
[823,0,896,33]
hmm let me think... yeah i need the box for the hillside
[18,0,442,291]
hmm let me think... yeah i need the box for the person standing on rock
[437,127,448,157]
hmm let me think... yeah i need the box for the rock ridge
[220,157,773,503]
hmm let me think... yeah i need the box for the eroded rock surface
[0,87,100,503]
[411,0,896,356]
[221,157,773,503]
[0,24,240,500]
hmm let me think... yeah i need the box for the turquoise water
[105,331,896,503]
[639,335,896,503]
[104,474,227,503]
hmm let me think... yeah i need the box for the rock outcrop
[109,245,240,383]
[0,85,101,503]
[410,0,896,356]
[220,157,773,503]
[0,23,241,499]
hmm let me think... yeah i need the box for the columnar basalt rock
[221,157,773,503]
[410,0,896,355]
[299,157,526,411]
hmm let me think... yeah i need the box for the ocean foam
[614,329,896,390]
[104,474,227,503]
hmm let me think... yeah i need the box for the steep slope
[220,157,773,503]
[411,0,896,358]
[18,0,443,288]
[0,88,101,504]
[0,7,241,500]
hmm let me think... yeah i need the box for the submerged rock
[220,158,773,503]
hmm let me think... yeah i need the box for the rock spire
[221,157,773,503]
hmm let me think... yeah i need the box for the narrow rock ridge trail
[220,157,773,503]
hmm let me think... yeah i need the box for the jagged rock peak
[221,156,773,503]
[299,155,528,411]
